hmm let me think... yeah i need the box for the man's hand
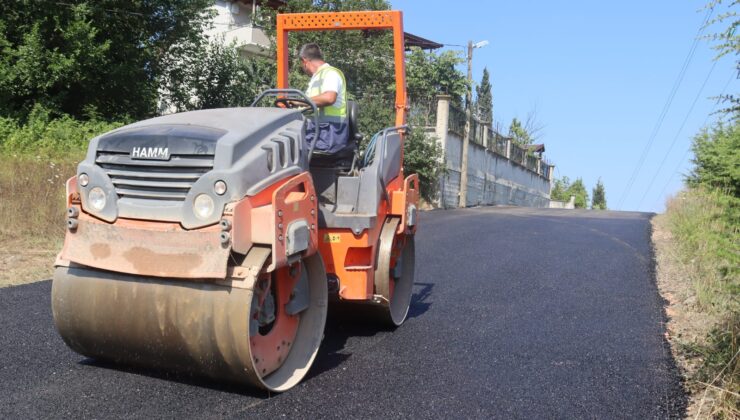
[286,100,309,108]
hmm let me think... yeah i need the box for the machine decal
[131,146,170,160]
[323,233,341,243]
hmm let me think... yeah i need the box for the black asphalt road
[0,207,686,419]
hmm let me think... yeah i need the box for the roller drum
[52,253,327,392]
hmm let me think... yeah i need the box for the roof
[404,32,443,50]
[528,144,546,153]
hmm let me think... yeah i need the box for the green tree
[508,118,531,146]
[474,67,493,123]
[688,120,740,196]
[592,178,607,209]
[406,47,467,128]
[568,178,590,208]
[159,39,275,112]
[0,0,211,121]
[550,176,571,201]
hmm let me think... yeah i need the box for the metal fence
[493,133,508,156]
[509,144,525,164]
[432,98,553,180]
[408,98,437,127]
[449,105,466,136]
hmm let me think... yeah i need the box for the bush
[688,121,740,197]
[404,124,444,203]
[0,107,122,158]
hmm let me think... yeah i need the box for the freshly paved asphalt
[0,207,686,419]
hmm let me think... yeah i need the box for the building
[205,0,286,58]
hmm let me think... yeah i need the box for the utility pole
[458,40,487,208]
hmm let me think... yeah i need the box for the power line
[649,70,735,211]
[616,7,714,210]
[635,59,718,211]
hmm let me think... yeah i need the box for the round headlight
[193,194,215,220]
[214,180,227,195]
[88,187,106,211]
[78,173,89,187]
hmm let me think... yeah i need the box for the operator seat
[309,100,362,206]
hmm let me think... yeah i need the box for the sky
[392,0,738,212]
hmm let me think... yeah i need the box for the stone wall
[431,95,553,209]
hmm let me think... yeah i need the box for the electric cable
[635,59,718,210]
[649,70,735,211]
[616,7,714,210]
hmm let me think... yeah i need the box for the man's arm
[310,91,337,108]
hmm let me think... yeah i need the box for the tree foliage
[688,120,740,197]
[403,125,445,202]
[568,178,590,208]
[406,48,467,105]
[0,0,211,121]
[550,176,571,202]
[508,118,531,146]
[592,178,607,209]
[705,0,740,115]
[405,47,467,128]
[158,39,275,112]
[475,67,493,123]
[550,176,590,208]
[0,0,462,202]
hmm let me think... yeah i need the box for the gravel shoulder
[652,214,720,419]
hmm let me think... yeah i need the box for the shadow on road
[408,282,434,319]
[308,281,435,379]
[79,359,274,398]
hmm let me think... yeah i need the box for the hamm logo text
[131,147,170,160]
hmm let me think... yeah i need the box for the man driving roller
[298,43,349,154]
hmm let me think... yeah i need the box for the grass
[661,187,739,418]
[0,111,117,286]
[0,156,82,286]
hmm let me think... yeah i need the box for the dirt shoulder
[652,214,722,419]
[0,239,58,287]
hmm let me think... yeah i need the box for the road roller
[52,10,419,392]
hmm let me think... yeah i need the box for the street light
[473,40,489,49]
[459,39,489,208]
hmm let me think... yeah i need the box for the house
[205,0,287,58]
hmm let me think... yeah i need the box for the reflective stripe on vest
[306,65,347,123]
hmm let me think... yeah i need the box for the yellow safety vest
[306,65,347,123]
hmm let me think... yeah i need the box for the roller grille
[96,151,214,201]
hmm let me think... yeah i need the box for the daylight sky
[392,0,738,212]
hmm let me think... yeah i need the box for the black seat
[309,100,362,169]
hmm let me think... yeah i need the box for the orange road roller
[52,10,419,392]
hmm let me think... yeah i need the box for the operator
[298,43,349,154]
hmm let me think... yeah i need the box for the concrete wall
[432,95,552,209]
[549,196,576,209]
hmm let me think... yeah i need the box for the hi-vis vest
[306,65,347,124]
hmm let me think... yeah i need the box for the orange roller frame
[275,10,407,129]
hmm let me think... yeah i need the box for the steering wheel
[274,97,313,110]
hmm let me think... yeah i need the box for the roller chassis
[52,10,417,392]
